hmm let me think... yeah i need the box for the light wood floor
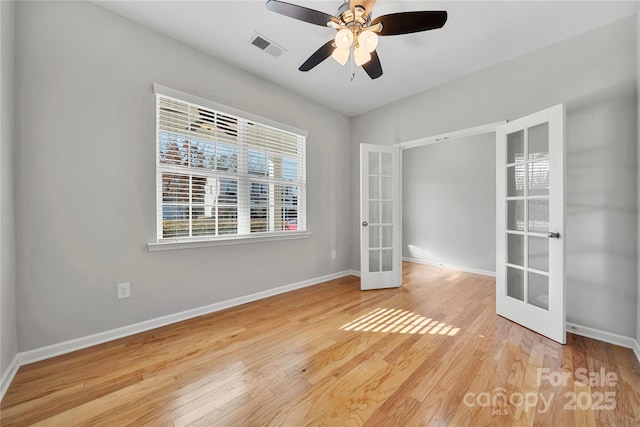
[2,262,639,426]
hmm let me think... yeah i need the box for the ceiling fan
[265,0,448,80]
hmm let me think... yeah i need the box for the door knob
[362,221,368,227]
[547,231,560,239]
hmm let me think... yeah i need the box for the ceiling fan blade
[266,0,336,27]
[362,50,383,79]
[299,40,335,72]
[350,0,376,20]
[371,11,447,36]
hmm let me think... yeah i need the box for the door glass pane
[507,165,525,197]
[507,234,524,267]
[381,202,392,224]
[381,225,392,247]
[381,249,393,272]
[507,200,525,231]
[369,250,380,273]
[381,153,392,176]
[369,176,379,199]
[369,201,380,223]
[528,123,549,160]
[381,177,392,200]
[369,152,380,175]
[528,160,549,196]
[507,267,524,301]
[529,236,549,272]
[507,130,525,164]
[528,199,549,233]
[528,272,549,310]
[369,225,380,249]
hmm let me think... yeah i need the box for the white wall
[14,1,352,351]
[352,16,638,338]
[0,0,18,387]
[402,133,496,273]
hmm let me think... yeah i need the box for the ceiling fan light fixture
[334,28,354,50]
[354,45,371,66]
[331,47,350,65]
[265,0,448,80]
[358,30,378,53]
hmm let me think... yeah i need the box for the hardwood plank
[1,263,638,426]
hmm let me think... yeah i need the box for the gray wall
[1,0,18,383]
[14,1,352,351]
[352,16,638,338]
[402,134,496,273]
[637,9,640,345]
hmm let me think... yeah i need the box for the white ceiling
[92,0,639,117]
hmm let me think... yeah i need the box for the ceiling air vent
[249,32,287,58]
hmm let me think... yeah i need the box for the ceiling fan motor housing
[336,2,371,27]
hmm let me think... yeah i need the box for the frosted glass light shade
[334,29,354,50]
[358,30,378,53]
[354,46,371,66]
[331,48,349,65]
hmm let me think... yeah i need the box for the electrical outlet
[331,250,336,259]
[117,282,130,299]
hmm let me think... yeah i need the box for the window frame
[148,84,310,252]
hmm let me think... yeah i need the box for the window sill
[147,232,312,252]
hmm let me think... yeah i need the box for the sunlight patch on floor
[339,308,460,336]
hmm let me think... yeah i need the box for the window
[154,85,306,244]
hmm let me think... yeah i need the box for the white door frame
[396,121,507,150]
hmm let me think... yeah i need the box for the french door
[360,144,402,290]
[496,104,566,343]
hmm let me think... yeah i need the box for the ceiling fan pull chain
[350,44,356,81]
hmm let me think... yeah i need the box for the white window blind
[155,87,306,243]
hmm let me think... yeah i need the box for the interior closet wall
[402,133,496,274]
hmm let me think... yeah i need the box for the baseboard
[403,257,496,277]
[0,353,20,401]
[567,322,640,364]
[633,338,640,365]
[18,270,354,368]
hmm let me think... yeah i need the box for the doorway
[361,106,567,344]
